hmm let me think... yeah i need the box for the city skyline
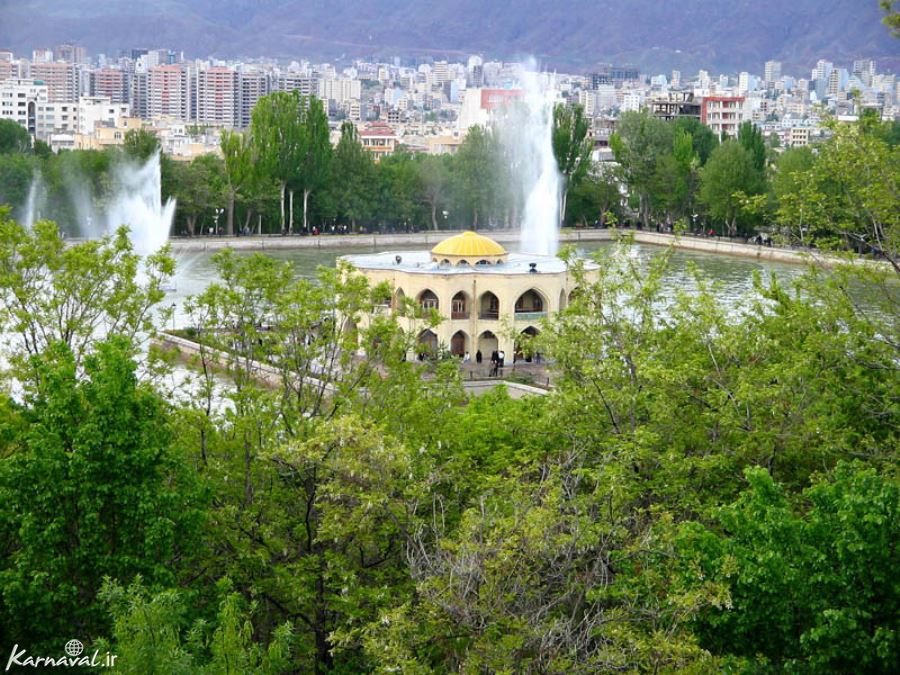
[2,0,898,74]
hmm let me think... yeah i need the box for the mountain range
[1,0,896,74]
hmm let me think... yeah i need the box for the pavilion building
[342,231,598,359]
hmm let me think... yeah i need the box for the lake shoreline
[169,229,874,268]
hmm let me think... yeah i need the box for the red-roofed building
[359,122,398,160]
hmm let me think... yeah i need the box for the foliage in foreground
[0,212,896,672]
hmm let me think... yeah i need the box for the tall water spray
[499,66,561,256]
[104,151,176,256]
[20,170,44,229]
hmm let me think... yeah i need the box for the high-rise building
[31,49,54,64]
[194,66,238,126]
[91,68,129,104]
[273,73,318,96]
[148,65,189,119]
[131,70,149,118]
[432,61,450,85]
[318,78,361,106]
[852,59,876,87]
[698,70,710,89]
[0,50,16,81]
[764,60,782,86]
[238,71,269,128]
[813,59,833,83]
[30,61,77,102]
[54,44,86,64]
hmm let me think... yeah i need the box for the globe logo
[64,640,84,657]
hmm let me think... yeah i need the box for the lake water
[165,240,810,325]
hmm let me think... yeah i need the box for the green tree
[609,110,674,227]
[169,155,226,236]
[565,165,622,226]
[453,125,496,227]
[0,212,174,371]
[251,92,303,234]
[737,121,766,173]
[122,128,161,163]
[699,141,765,236]
[676,463,899,672]
[376,150,424,230]
[220,130,254,236]
[418,154,451,230]
[0,337,204,650]
[97,578,293,675]
[330,121,374,229]
[0,153,34,214]
[0,119,31,154]
[552,102,592,225]
[673,116,719,165]
[776,118,899,270]
[770,146,815,238]
[295,96,332,234]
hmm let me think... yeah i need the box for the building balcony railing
[479,311,500,320]
[515,311,547,321]
[451,311,468,320]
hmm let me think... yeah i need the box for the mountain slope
[0,0,895,73]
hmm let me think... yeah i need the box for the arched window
[418,289,439,311]
[479,291,499,320]
[451,291,468,319]
[514,289,547,317]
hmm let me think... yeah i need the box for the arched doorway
[417,329,438,359]
[478,291,499,320]
[450,330,469,357]
[477,330,499,359]
[568,287,582,304]
[514,289,547,318]
[451,291,469,319]
[515,326,540,363]
[393,288,406,311]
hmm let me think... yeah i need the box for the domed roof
[431,231,507,258]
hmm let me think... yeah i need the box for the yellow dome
[431,231,507,259]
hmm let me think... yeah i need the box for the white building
[318,78,361,106]
[0,78,48,135]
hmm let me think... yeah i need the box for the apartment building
[148,65,188,119]
[235,71,267,128]
[194,66,237,126]
[31,61,77,102]
[0,78,48,134]
[91,68,129,104]
[701,96,746,137]
[273,73,318,96]
[318,77,361,106]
